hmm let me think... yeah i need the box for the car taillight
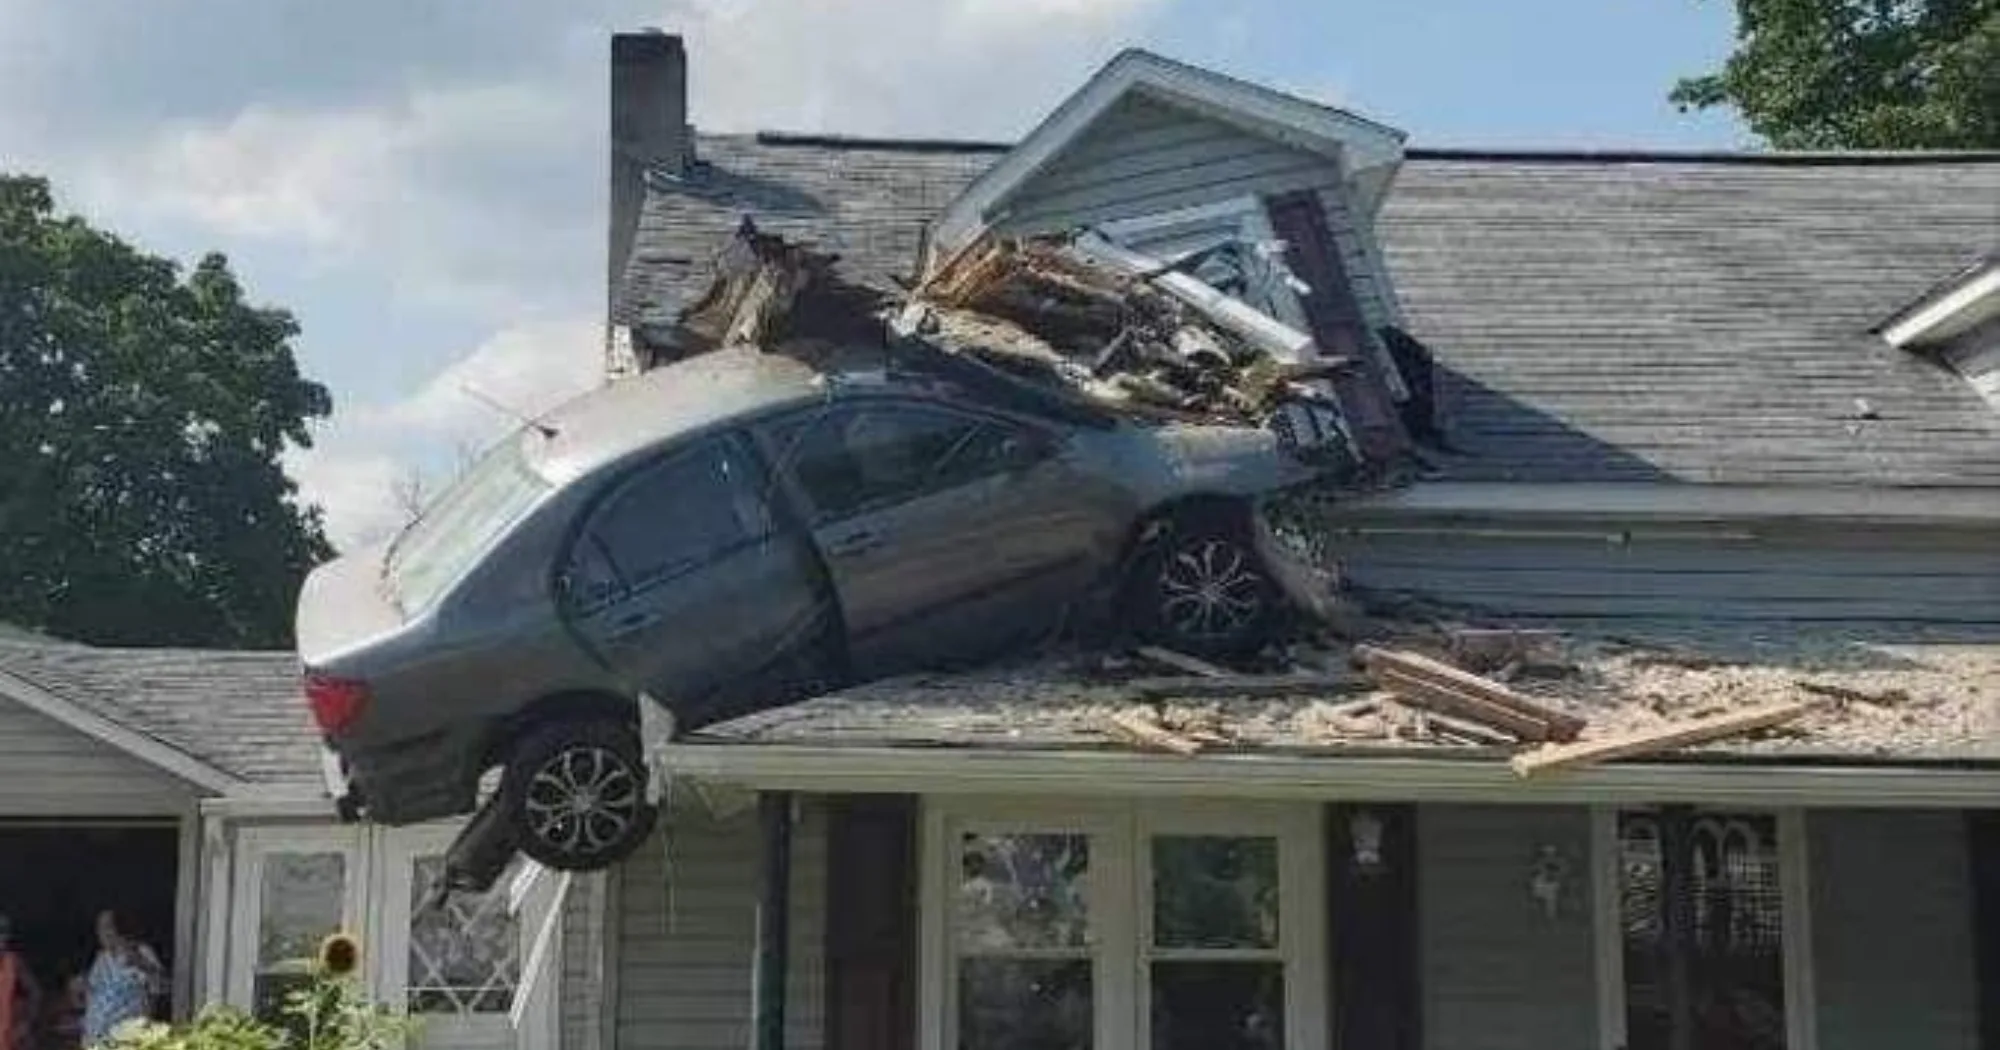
[305,673,370,736]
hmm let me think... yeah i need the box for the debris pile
[661,219,1411,478]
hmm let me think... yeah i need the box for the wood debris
[1105,706,1203,756]
[1796,680,1913,707]
[1509,699,1820,778]
[1354,645,1587,742]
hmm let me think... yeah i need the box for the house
[3,31,1996,1050]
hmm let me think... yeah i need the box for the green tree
[0,174,332,648]
[1673,0,2000,149]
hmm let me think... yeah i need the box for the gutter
[657,742,2000,809]
[1328,482,2000,528]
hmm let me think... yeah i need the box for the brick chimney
[607,30,690,375]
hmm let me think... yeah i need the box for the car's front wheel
[503,719,659,871]
[1129,504,1281,658]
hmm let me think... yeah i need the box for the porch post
[754,791,795,1050]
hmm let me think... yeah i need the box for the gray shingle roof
[0,641,314,789]
[619,136,2000,486]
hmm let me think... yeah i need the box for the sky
[0,0,1748,550]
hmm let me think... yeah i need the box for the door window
[252,852,349,1019]
[769,404,1044,522]
[406,855,520,1016]
[561,439,773,612]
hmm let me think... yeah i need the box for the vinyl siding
[612,798,826,1050]
[1332,525,2000,622]
[1809,809,1978,1050]
[0,692,199,814]
[1944,316,2000,409]
[1418,805,1598,1050]
[993,92,1396,339]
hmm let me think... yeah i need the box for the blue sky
[0,0,1746,547]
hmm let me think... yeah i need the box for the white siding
[560,873,609,1050]
[1418,805,1598,1050]
[1809,810,1978,1050]
[1333,525,2000,622]
[994,93,1397,339]
[612,799,826,1050]
[0,692,199,814]
[1944,316,2000,409]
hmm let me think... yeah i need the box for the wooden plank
[1105,709,1203,756]
[1369,667,1554,742]
[1133,646,1232,678]
[1509,700,1819,778]
[1126,672,1362,699]
[1355,646,1586,741]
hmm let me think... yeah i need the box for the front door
[377,827,559,1050]
[764,400,1101,677]
[560,433,827,724]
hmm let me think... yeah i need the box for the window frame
[921,798,1326,1050]
[1590,806,1817,1050]
[756,398,1054,527]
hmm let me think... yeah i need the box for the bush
[100,972,415,1050]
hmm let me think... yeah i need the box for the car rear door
[557,433,828,726]
[762,398,1118,678]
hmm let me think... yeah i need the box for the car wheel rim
[1158,537,1264,642]
[523,745,641,858]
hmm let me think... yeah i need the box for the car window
[769,404,1043,521]
[387,434,552,612]
[562,439,773,609]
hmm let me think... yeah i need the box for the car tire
[503,719,659,872]
[1129,504,1281,659]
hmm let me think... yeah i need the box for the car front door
[558,433,828,727]
[763,399,1117,678]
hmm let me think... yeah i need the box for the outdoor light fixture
[1349,809,1384,875]
[1529,844,1569,919]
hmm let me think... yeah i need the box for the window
[387,434,552,612]
[405,855,520,1016]
[562,439,772,611]
[770,404,1043,521]
[929,802,1324,1050]
[1603,807,1808,1050]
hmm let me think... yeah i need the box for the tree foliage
[0,174,333,648]
[1673,0,2000,149]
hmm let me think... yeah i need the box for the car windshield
[384,434,552,612]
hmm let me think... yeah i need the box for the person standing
[80,911,163,1047]
[0,915,43,1050]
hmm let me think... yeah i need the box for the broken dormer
[1878,255,2000,408]
[925,50,1420,458]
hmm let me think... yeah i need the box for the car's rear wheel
[1129,504,1280,658]
[504,719,658,871]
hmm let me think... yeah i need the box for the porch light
[1349,809,1384,874]
[1529,845,1568,919]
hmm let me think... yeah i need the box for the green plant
[100,973,416,1050]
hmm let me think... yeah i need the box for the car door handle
[826,529,886,558]
[605,610,661,641]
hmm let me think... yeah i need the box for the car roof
[525,347,829,483]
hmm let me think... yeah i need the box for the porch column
[753,791,795,1050]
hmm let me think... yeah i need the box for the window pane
[1152,836,1279,950]
[254,852,346,1019]
[774,406,985,519]
[389,436,550,611]
[582,442,768,592]
[958,959,1092,1050]
[407,856,520,1015]
[958,833,1089,951]
[1150,961,1283,1050]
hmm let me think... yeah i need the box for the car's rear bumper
[336,728,484,825]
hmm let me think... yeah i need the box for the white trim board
[1880,263,2000,349]
[1332,481,2000,527]
[927,48,1406,259]
[0,666,241,793]
[662,743,2000,808]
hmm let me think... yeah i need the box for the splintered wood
[1106,706,1203,756]
[1510,699,1820,778]
[1354,645,1586,743]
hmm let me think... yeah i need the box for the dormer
[1877,255,2000,407]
